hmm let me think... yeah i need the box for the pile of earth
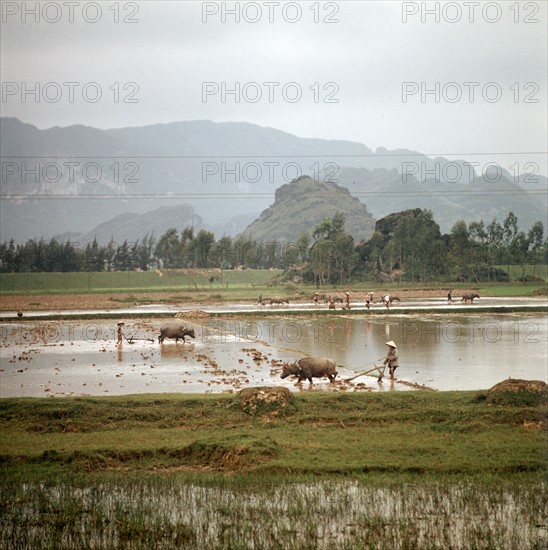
[479,379,548,407]
[174,310,210,319]
[236,387,293,418]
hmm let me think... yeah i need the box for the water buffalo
[461,293,480,303]
[269,297,289,306]
[380,295,400,309]
[158,323,196,344]
[280,357,338,384]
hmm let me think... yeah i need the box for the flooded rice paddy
[2,479,545,549]
[1,312,546,397]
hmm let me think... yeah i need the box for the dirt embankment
[0,293,170,312]
[1,288,472,312]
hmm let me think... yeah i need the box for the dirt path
[1,288,474,312]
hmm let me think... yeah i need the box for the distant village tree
[154,228,180,268]
[309,212,355,285]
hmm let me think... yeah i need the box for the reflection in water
[159,343,195,360]
[1,314,546,396]
[263,314,547,391]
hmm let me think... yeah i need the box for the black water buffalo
[269,297,289,306]
[280,357,338,384]
[461,293,480,303]
[158,323,196,344]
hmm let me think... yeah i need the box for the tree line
[0,210,546,283]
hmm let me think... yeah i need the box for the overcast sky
[1,0,547,174]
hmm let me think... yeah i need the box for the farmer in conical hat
[344,292,350,309]
[117,322,125,345]
[383,340,399,380]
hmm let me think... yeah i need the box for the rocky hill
[239,176,375,243]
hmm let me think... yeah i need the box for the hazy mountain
[75,204,203,246]
[1,117,544,242]
[240,176,375,243]
[331,167,547,233]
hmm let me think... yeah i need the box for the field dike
[2,434,280,473]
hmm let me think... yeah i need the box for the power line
[1,152,546,159]
[1,189,547,200]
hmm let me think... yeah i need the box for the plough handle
[345,364,385,382]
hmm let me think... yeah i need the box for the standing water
[1,313,546,396]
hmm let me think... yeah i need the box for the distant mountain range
[332,167,547,231]
[1,117,545,243]
[55,204,204,246]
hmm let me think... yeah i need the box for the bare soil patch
[1,293,148,312]
[1,288,473,313]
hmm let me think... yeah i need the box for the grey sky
[1,0,547,173]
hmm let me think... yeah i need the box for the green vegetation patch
[0,269,283,295]
[0,433,279,473]
[1,391,546,480]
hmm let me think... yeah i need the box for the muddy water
[1,313,546,397]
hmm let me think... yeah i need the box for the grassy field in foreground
[1,391,546,549]
[1,391,545,479]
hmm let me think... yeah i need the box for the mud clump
[478,379,548,407]
[175,310,210,319]
[182,435,279,470]
[237,387,293,418]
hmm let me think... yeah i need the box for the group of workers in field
[312,294,401,380]
[315,291,394,310]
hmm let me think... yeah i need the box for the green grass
[497,264,548,282]
[481,283,547,297]
[1,391,545,478]
[0,269,283,295]
[2,269,547,301]
[1,391,546,548]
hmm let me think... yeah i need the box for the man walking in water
[383,340,399,380]
[117,322,125,345]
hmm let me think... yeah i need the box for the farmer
[383,340,399,380]
[116,322,125,344]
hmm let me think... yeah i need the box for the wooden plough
[123,335,155,344]
[345,363,386,383]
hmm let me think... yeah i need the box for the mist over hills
[332,167,547,231]
[1,117,545,243]
[57,204,204,247]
